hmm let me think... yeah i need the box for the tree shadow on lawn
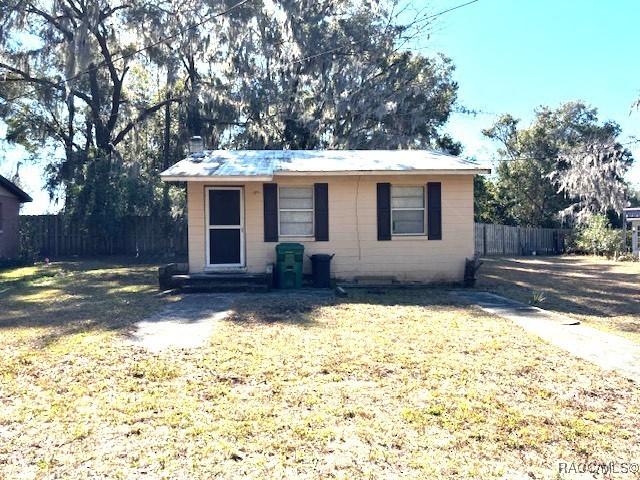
[0,259,174,346]
[227,287,462,327]
[476,257,640,330]
[227,295,328,326]
[1,257,463,346]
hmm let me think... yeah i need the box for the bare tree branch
[113,97,182,146]
[0,61,92,105]
[25,2,74,39]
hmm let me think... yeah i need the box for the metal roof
[0,175,32,202]
[160,150,491,181]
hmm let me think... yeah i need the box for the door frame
[205,186,245,270]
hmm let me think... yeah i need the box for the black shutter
[427,182,442,240]
[263,183,278,242]
[377,183,391,241]
[314,183,329,241]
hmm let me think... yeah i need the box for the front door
[206,187,244,268]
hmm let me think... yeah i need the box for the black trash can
[310,254,334,288]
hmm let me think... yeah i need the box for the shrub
[574,214,622,257]
[614,252,638,262]
[564,230,580,254]
[18,219,39,264]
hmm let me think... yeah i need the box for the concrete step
[181,282,269,293]
[169,272,270,292]
[173,273,267,282]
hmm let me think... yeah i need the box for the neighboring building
[0,175,32,259]
[623,207,640,257]
[161,149,490,283]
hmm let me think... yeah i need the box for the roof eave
[0,176,32,202]
[160,175,274,182]
[161,168,491,182]
[274,168,491,176]
[16,192,33,202]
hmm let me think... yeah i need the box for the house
[0,175,32,259]
[160,147,490,284]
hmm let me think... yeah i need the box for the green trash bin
[276,243,304,289]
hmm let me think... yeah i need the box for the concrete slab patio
[455,291,640,384]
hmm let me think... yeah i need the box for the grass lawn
[1,260,639,479]
[477,256,640,344]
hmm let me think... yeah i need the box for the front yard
[477,256,640,344]
[1,261,639,479]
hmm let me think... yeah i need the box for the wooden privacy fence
[19,215,569,259]
[475,223,570,257]
[19,215,188,258]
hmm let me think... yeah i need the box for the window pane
[210,229,241,264]
[392,210,424,234]
[280,211,313,223]
[281,222,313,236]
[280,197,313,209]
[391,186,424,208]
[280,187,313,209]
[209,189,240,226]
[280,210,313,236]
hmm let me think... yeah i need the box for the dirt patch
[129,294,235,352]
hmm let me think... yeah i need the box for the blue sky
[424,0,640,180]
[2,0,639,213]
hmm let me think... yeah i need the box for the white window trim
[391,185,426,236]
[205,186,245,269]
[278,186,315,238]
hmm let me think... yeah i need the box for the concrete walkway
[129,294,234,352]
[454,291,640,384]
[128,290,335,352]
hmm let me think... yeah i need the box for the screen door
[206,187,244,267]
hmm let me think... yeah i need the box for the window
[391,186,425,235]
[279,187,314,236]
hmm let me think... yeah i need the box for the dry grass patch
[1,264,639,478]
[477,256,640,343]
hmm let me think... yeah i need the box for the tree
[554,139,631,224]
[1,0,460,241]
[0,0,197,243]
[483,102,633,227]
[474,175,507,224]
[197,0,459,150]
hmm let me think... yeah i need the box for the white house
[161,148,490,284]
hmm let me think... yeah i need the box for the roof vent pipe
[189,136,204,154]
